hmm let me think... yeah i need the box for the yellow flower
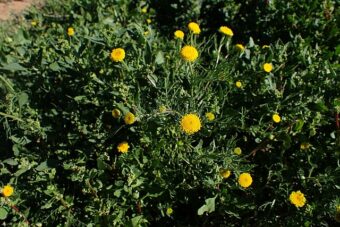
[180,113,201,135]
[146,19,152,24]
[110,48,126,62]
[220,169,231,179]
[289,191,306,208]
[219,26,233,37]
[235,44,245,51]
[262,45,270,49]
[300,142,311,150]
[112,109,121,118]
[238,173,253,188]
[144,31,150,36]
[272,114,281,123]
[159,105,167,113]
[2,185,14,197]
[205,112,215,121]
[141,6,148,13]
[174,30,184,40]
[188,22,201,34]
[180,45,199,62]
[67,27,75,36]
[124,112,136,125]
[117,141,129,153]
[263,63,273,73]
[31,21,37,26]
[166,207,173,216]
[235,81,242,88]
[234,147,242,155]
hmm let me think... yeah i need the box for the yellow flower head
[234,147,242,155]
[159,105,167,113]
[31,21,37,26]
[236,44,245,51]
[112,109,121,118]
[238,173,252,188]
[219,26,233,37]
[117,141,129,153]
[144,31,150,36]
[289,191,306,208]
[180,113,201,135]
[235,81,242,88]
[220,169,231,179]
[166,207,173,216]
[174,30,184,40]
[146,18,152,24]
[272,114,281,123]
[300,142,311,150]
[180,45,199,62]
[67,27,75,36]
[110,48,126,62]
[205,112,215,121]
[262,45,270,49]
[141,6,148,13]
[263,63,273,73]
[2,185,14,197]
[188,22,201,34]
[124,112,136,125]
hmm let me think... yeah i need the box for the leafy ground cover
[0,0,339,226]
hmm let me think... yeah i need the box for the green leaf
[1,62,26,71]
[49,62,61,71]
[3,158,18,166]
[0,207,8,220]
[18,92,29,107]
[293,119,304,132]
[197,196,216,215]
[155,51,164,65]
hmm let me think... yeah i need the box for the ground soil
[0,0,39,20]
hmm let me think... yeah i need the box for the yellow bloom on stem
[2,185,14,197]
[110,48,126,62]
[180,113,201,135]
[235,44,245,51]
[166,207,173,216]
[300,142,311,150]
[235,81,242,88]
[238,173,253,188]
[141,6,148,13]
[289,191,306,208]
[67,27,75,36]
[220,169,231,179]
[174,30,184,40]
[263,63,273,72]
[31,21,37,26]
[219,26,233,37]
[180,45,199,62]
[146,18,152,24]
[159,105,167,113]
[124,112,136,125]
[188,22,201,34]
[112,109,121,118]
[272,114,281,123]
[205,112,215,121]
[234,147,242,155]
[117,141,129,153]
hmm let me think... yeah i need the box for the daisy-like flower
[220,169,231,179]
[124,112,136,125]
[180,113,201,135]
[205,112,215,121]
[219,26,233,37]
[1,185,14,197]
[174,30,184,40]
[289,191,306,208]
[235,81,242,88]
[180,45,199,62]
[117,142,129,153]
[263,63,273,73]
[188,22,201,34]
[67,27,75,36]
[110,48,126,62]
[238,173,253,188]
[272,114,281,123]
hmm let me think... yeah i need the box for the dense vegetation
[0,0,339,226]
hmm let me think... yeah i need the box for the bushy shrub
[0,0,339,226]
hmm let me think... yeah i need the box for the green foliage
[0,0,339,226]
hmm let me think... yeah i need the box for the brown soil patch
[0,0,40,20]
